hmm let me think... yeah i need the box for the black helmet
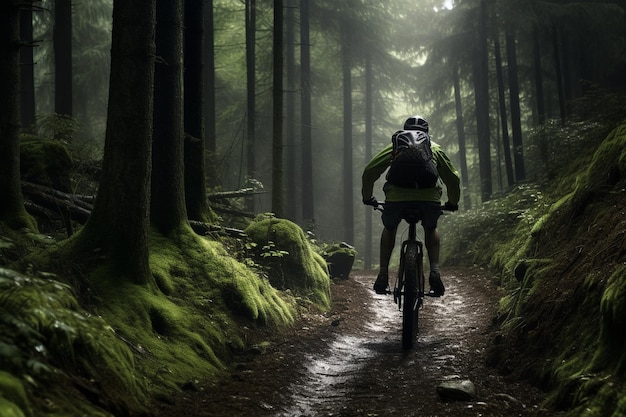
[403,115,429,132]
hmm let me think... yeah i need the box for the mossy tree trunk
[78,0,156,284]
[183,0,212,223]
[152,0,188,235]
[0,0,37,231]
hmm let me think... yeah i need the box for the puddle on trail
[272,273,483,417]
[273,335,375,416]
[273,277,434,416]
[273,281,399,416]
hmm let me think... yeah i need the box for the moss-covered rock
[245,216,331,309]
[320,242,357,279]
[20,136,73,192]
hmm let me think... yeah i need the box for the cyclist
[361,115,461,296]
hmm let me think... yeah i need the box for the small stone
[181,380,201,392]
[494,393,523,406]
[436,379,477,401]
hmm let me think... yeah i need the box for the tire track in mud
[272,270,552,417]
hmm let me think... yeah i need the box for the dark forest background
[3,0,625,267]
[1,1,626,416]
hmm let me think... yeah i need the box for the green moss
[79,227,296,398]
[3,221,300,416]
[594,266,626,374]
[0,268,145,417]
[0,371,31,417]
[0,399,26,417]
[245,217,331,309]
[583,122,626,190]
[444,120,626,416]
[318,242,356,279]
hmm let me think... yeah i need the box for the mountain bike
[374,203,446,350]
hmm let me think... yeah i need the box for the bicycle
[373,203,447,350]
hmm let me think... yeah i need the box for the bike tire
[402,241,419,350]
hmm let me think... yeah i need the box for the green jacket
[361,141,461,204]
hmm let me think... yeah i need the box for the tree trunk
[204,0,218,187]
[532,23,545,125]
[54,0,72,118]
[341,27,354,244]
[285,0,298,222]
[0,0,36,230]
[300,0,314,226]
[494,34,514,187]
[152,0,187,234]
[364,51,373,270]
[245,0,256,212]
[505,25,525,182]
[473,0,492,203]
[79,0,156,284]
[453,66,471,210]
[19,4,36,131]
[271,0,284,217]
[551,22,566,123]
[184,0,210,222]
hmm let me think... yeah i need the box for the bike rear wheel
[402,241,420,350]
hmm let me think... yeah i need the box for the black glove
[443,202,459,212]
[363,196,378,207]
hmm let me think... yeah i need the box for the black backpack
[386,130,439,189]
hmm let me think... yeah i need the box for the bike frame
[394,211,426,350]
[373,203,447,350]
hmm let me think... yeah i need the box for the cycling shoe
[428,271,445,297]
[373,273,389,294]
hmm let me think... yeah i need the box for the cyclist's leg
[381,202,404,272]
[373,227,396,293]
[373,203,403,293]
[424,227,440,270]
[420,203,445,296]
[380,226,397,274]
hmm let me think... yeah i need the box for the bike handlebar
[369,203,456,212]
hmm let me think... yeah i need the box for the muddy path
[155,268,559,417]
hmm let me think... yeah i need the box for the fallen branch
[208,188,266,200]
[21,182,249,239]
[211,205,256,219]
[22,181,93,224]
[188,221,247,239]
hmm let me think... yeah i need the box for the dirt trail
[155,268,558,417]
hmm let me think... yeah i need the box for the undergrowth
[440,115,626,417]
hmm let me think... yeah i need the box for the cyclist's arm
[433,146,461,205]
[361,144,393,201]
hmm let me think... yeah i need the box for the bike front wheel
[402,241,420,350]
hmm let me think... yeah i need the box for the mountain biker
[361,115,461,296]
